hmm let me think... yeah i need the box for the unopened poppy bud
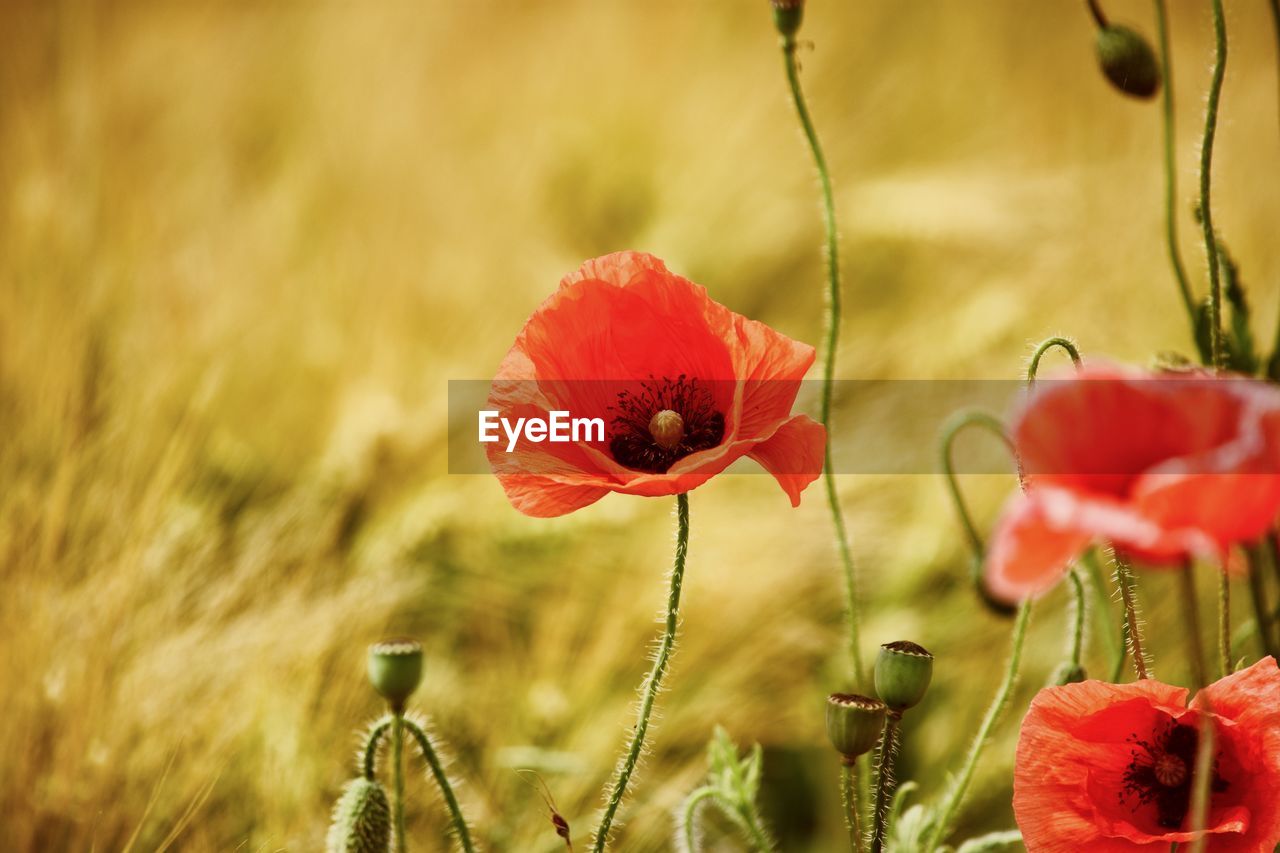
[326,778,391,853]
[1051,662,1088,685]
[771,0,804,39]
[875,641,933,711]
[825,693,887,762]
[1095,25,1160,99]
[368,638,423,710]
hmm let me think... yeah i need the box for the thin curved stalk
[404,719,477,853]
[1200,0,1229,368]
[592,493,691,851]
[779,28,864,688]
[1027,337,1082,384]
[1066,568,1087,671]
[841,762,863,853]
[1114,553,1151,679]
[922,601,1032,853]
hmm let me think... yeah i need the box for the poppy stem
[938,409,1018,616]
[392,713,407,853]
[1067,568,1087,672]
[1112,552,1151,679]
[1186,697,1216,853]
[1152,0,1202,352]
[403,719,477,853]
[1218,568,1232,677]
[1245,543,1278,660]
[840,762,864,853]
[778,29,865,689]
[1199,0,1228,369]
[922,600,1032,853]
[869,712,901,853]
[1086,0,1108,29]
[1177,561,1207,689]
[1083,549,1126,681]
[1027,337,1082,386]
[591,492,690,852]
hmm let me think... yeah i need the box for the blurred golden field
[3,1,1280,850]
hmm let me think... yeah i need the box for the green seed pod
[1051,662,1088,685]
[771,0,804,39]
[326,777,392,853]
[368,638,423,710]
[874,641,934,711]
[825,693,887,761]
[1095,25,1160,99]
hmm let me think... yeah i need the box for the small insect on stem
[517,769,573,851]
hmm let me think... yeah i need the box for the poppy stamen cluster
[1119,721,1227,830]
[609,375,725,473]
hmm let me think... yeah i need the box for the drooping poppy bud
[825,693,887,762]
[771,0,804,39]
[1095,25,1160,99]
[326,778,392,853]
[874,641,933,711]
[1050,662,1087,685]
[367,638,423,710]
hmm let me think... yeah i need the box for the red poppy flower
[487,251,825,517]
[983,364,1280,602]
[1014,657,1280,852]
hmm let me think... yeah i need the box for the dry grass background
[2,1,1280,850]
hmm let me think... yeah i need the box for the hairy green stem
[779,29,864,688]
[680,786,716,852]
[1027,337,1083,384]
[1178,562,1207,689]
[1067,568,1087,671]
[393,714,407,853]
[1218,569,1232,677]
[869,713,902,853]
[840,762,864,853]
[1200,0,1229,368]
[1114,553,1150,679]
[363,718,393,781]
[404,719,477,853]
[923,601,1032,853]
[1152,0,1200,338]
[592,493,691,851]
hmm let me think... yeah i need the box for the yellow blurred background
[3,0,1280,849]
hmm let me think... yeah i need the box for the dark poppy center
[608,376,725,473]
[1120,721,1228,830]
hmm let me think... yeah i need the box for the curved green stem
[680,786,716,852]
[1027,337,1082,385]
[1200,0,1229,368]
[363,717,393,781]
[939,409,1018,615]
[779,29,864,689]
[1153,0,1199,336]
[840,762,864,853]
[1113,552,1151,679]
[592,493,691,851]
[403,719,477,853]
[678,785,772,853]
[923,601,1032,853]
[869,713,902,853]
[393,714,407,853]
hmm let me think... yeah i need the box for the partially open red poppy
[984,364,1280,603]
[1014,658,1280,852]
[487,251,825,517]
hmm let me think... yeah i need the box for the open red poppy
[984,364,1280,602]
[1014,658,1280,852]
[487,251,825,517]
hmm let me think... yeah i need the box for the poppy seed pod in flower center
[826,693,887,762]
[367,638,423,710]
[875,641,933,711]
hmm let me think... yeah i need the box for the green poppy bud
[874,641,933,711]
[1051,662,1088,685]
[825,693,887,762]
[771,0,804,39]
[1095,25,1160,99]
[326,777,391,853]
[368,638,423,710]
